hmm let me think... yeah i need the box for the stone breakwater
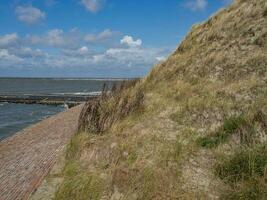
[0,104,83,200]
[0,94,98,108]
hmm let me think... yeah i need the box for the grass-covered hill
[55,0,267,199]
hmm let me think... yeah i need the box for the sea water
[0,78,124,140]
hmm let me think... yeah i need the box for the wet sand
[0,104,83,200]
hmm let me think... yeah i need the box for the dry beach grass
[44,0,267,199]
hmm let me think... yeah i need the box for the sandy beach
[0,104,83,200]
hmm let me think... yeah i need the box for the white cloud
[61,46,91,57]
[26,29,118,49]
[84,29,118,43]
[15,6,46,25]
[93,54,105,62]
[26,29,81,49]
[0,49,23,63]
[120,35,142,48]
[0,31,173,77]
[9,47,45,58]
[105,46,169,68]
[98,29,117,40]
[156,56,166,62]
[0,33,19,48]
[184,0,207,11]
[27,28,119,49]
[0,49,11,58]
[106,48,141,56]
[78,46,89,54]
[81,0,105,13]
[46,29,65,46]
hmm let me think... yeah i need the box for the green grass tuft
[216,146,267,199]
[222,116,246,134]
[55,160,104,200]
[127,150,138,165]
[54,172,104,200]
[65,133,90,161]
[221,178,267,200]
[215,146,267,184]
[196,127,233,148]
[65,136,81,160]
[197,115,246,148]
[63,161,82,177]
[139,168,157,199]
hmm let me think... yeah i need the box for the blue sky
[0,0,232,77]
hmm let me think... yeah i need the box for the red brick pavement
[0,104,84,200]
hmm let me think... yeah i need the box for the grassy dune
[55,0,267,199]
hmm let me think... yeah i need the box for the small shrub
[197,115,246,148]
[215,146,267,184]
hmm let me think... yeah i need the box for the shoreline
[0,104,84,200]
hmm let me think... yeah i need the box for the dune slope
[55,0,267,199]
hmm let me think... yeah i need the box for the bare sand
[0,104,83,200]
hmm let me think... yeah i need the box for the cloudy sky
[0,0,231,78]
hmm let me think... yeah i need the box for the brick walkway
[0,104,83,200]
